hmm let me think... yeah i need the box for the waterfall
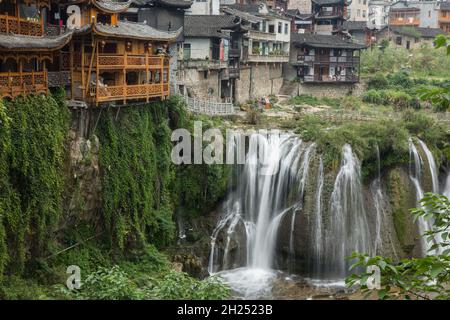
[371,145,399,259]
[310,157,324,277]
[324,144,371,279]
[444,173,450,199]
[408,138,442,255]
[209,132,307,274]
[418,139,439,193]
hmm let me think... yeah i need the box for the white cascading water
[444,173,450,199]
[408,138,444,255]
[209,132,310,298]
[370,145,399,259]
[322,144,372,279]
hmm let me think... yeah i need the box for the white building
[187,0,220,15]
[368,0,392,29]
[348,0,369,21]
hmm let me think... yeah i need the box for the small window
[284,23,288,34]
[414,38,420,43]
[183,43,191,60]
[396,36,402,45]
[357,9,361,17]
[203,71,208,79]
[278,22,282,33]
[363,10,366,18]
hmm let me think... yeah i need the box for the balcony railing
[0,14,43,36]
[76,53,166,70]
[247,53,289,63]
[297,55,360,64]
[389,17,420,25]
[0,71,47,98]
[247,30,277,41]
[182,59,228,69]
[229,67,240,78]
[48,71,71,88]
[93,82,170,103]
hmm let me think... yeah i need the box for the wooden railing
[94,79,170,103]
[80,54,166,69]
[303,74,359,82]
[0,14,43,36]
[0,71,48,98]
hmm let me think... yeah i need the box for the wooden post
[123,50,127,104]
[86,39,98,100]
[81,36,85,99]
[160,55,163,98]
[70,40,74,100]
[145,52,149,102]
[96,40,99,106]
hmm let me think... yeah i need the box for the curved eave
[92,0,133,14]
[92,24,183,42]
[156,0,193,9]
[0,32,74,52]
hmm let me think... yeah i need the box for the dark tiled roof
[131,0,192,8]
[184,15,238,38]
[221,7,264,24]
[0,31,73,51]
[389,26,446,38]
[226,3,260,14]
[94,20,182,40]
[440,1,450,10]
[311,0,343,5]
[343,20,367,31]
[93,0,133,13]
[291,33,366,49]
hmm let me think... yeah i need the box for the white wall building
[368,0,392,29]
[187,0,220,15]
[348,0,369,21]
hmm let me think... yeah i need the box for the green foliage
[346,193,450,300]
[0,94,68,277]
[286,94,341,108]
[150,271,230,300]
[96,103,176,250]
[367,73,389,90]
[295,115,410,175]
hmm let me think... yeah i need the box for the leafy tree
[346,193,450,300]
[418,35,450,111]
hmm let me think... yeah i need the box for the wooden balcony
[0,14,43,36]
[0,71,48,98]
[389,17,420,26]
[78,54,167,70]
[92,82,170,103]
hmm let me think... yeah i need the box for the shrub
[367,73,389,90]
[387,71,412,88]
[341,95,361,110]
[288,94,320,106]
[362,90,383,104]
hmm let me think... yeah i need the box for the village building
[347,0,368,22]
[60,0,181,106]
[376,25,446,50]
[285,8,313,33]
[342,20,372,45]
[368,0,391,30]
[439,1,450,34]
[387,1,441,29]
[221,2,291,102]
[311,0,349,35]
[178,14,244,102]
[287,0,312,14]
[123,0,193,94]
[0,0,74,99]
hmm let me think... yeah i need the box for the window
[396,36,402,45]
[278,22,282,33]
[443,11,447,18]
[363,0,367,4]
[203,71,208,79]
[428,10,431,18]
[268,24,275,33]
[284,23,288,34]
[183,43,191,60]
[357,9,361,17]
[262,20,267,32]
[363,10,366,18]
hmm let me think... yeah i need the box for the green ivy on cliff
[96,102,176,250]
[0,93,69,277]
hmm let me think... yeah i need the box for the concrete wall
[180,68,221,101]
[234,63,284,104]
[279,81,364,98]
[184,38,211,59]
